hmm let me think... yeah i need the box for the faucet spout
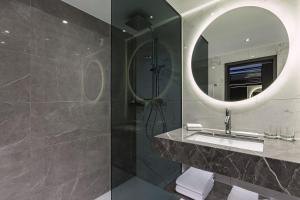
[225,108,231,135]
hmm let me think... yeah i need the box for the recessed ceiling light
[122,29,126,33]
[1,41,6,44]
[149,15,154,19]
[245,38,251,43]
[212,66,216,69]
[3,30,10,34]
[62,20,68,24]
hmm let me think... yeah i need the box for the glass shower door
[111,0,182,199]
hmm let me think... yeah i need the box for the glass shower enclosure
[111,0,182,199]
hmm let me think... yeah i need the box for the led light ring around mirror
[127,39,175,103]
[187,2,294,112]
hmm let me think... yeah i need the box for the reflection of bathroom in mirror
[192,7,289,102]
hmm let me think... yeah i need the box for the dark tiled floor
[206,181,232,200]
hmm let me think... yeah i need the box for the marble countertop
[156,128,300,164]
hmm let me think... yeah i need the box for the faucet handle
[225,108,231,115]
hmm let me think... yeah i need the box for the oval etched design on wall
[83,60,104,101]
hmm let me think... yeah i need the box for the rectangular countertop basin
[185,132,264,152]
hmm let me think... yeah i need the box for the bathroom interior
[0,0,300,199]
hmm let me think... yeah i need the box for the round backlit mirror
[192,7,289,102]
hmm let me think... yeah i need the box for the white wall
[62,0,111,24]
[182,0,300,137]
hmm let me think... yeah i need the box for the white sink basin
[186,132,264,152]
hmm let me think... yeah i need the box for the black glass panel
[111,0,182,199]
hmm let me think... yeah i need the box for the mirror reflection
[192,7,289,101]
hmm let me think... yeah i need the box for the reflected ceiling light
[149,15,154,19]
[245,38,251,42]
[122,29,126,33]
[3,30,10,34]
[0,41,5,44]
[182,0,222,17]
[62,20,68,24]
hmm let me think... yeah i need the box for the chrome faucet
[225,108,231,135]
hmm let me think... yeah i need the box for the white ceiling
[166,0,213,14]
[62,0,111,24]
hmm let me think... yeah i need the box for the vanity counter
[156,128,300,164]
[154,128,300,198]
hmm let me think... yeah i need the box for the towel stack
[175,167,214,200]
[227,186,258,200]
[185,123,203,131]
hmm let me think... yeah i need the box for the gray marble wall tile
[84,135,110,174]
[0,139,30,183]
[30,27,65,60]
[0,0,111,199]
[0,102,30,148]
[0,0,31,54]
[0,75,30,103]
[30,56,59,102]
[0,172,32,200]
[44,140,86,186]
[30,102,82,138]
[57,58,82,101]
[30,177,77,200]
[81,101,110,133]
[0,50,30,102]
[69,168,110,200]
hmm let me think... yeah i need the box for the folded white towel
[176,167,214,196]
[176,185,204,200]
[176,179,214,200]
[228,186,259,200]
[186,123,203,131]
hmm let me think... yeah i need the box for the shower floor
[112,177,181,200]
